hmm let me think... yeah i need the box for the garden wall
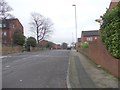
[2,46,23,55]
[78,37,120,78]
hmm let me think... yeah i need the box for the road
[2,50,70,88]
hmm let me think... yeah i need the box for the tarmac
[67,50,119,88]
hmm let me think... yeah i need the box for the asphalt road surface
[2,50,70,88]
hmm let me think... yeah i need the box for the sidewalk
[67,50,118,88]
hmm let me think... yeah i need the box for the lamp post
[95,18,103,26]
[72,4,77,50]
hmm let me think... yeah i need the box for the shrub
[26,37,37,47]
[13,30,25,46]
[80,42,89,48]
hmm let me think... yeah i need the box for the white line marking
[20,80,23,82]
[0,56,7,59]
[5,65,10,68]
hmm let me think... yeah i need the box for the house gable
[81,30,99,42]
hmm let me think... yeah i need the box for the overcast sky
[7,0,111,45]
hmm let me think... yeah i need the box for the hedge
[100,2,120,59]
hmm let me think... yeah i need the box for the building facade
[81,30,99,42]
[0,18,24,45]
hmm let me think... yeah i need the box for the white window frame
[87,37,93,41]
[3,32,7,36]
[0,23,2,28]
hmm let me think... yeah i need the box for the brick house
[109,0,120,11]
[52,44,61,49]
[39,40,61,49]
[81,30,99,42]
[0,18,24,45]
[39,40,49,47]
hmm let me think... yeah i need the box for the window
[3,32,7,36]
[0,23,2,28]
[3,24,6,27]
[87,37,93,41]
[12,25,15,28]
[95,37,97,40]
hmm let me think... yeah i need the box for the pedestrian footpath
[67,50,118,88]
[67,50,96,88]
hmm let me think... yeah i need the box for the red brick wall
[2,46,23,55]
[79,37,120,78]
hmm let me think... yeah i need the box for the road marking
[5,65,10,68]
[35,55,39,57]
[0,56,7,59]
[20,80,23,82]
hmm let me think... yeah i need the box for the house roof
[82,30,99,37]
[0,18,23,29]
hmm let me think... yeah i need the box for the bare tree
[30,12,53,45]
[0,0,14,19]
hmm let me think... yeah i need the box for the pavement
[67,50,119,88]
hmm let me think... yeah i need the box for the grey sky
[7,0,111,44]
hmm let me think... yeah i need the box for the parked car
[67,47,71,50]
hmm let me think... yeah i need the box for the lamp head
[72,4,76,6]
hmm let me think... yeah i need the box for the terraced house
[0,18,24,45]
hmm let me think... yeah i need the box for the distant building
[109,0,120,11]
[62,42,68,49]
[52,44,61,49]
[39,40,61,49]
[0,18,24,45]
[81,30,99,42]
[39,40,49,47]
[78,38,81,42]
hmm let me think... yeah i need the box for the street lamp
[72,4,77,50]
[95,18,103,26]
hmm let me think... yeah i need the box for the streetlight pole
[72,4,77,50]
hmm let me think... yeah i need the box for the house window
[3,24,6,27]
[3,32,7,36]
[95,37,97,40]
[12,25,15,28]
[0,23,2,28]
[87,37,93,41]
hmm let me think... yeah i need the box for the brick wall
[78,37,120,78]
[2,46,23,55]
